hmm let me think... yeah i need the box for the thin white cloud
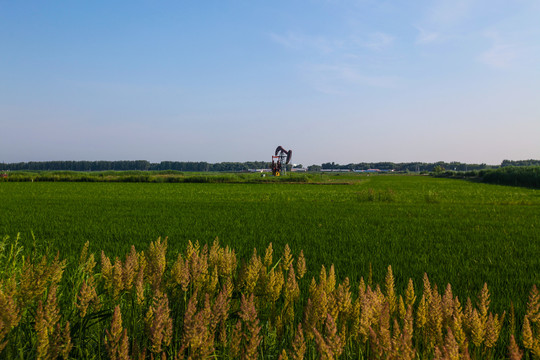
[414,26,440,45]
[306,63,400,92]
[425,0,478,27]
[270,31,394,54]
[479,44,517,69]
[269,32,341,53]
[361,32,395,50]
[478,31,519,68]
[268,32,303,49]
[270,29,399,92]
[412,0,483,48]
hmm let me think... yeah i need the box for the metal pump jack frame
[272,146,292,176]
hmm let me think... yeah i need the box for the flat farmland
[1,174,539,314]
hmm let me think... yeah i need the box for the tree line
[1,160,270,172]
[313,161,495,172]
[2,159,539,172]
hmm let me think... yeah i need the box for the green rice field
[1,173,539,315]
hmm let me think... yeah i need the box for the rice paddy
[1,174,539,315]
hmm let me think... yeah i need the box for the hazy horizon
[3,158,535,168]
[2,1,539,166]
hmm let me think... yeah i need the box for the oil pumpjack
[271,146,292,176]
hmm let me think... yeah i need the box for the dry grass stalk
[377,302,392,355]
[428,285,444,347]
[522,316,534,350]
[385,265,397,315]
[398,295,407,321]
[484,312,505,349]
[397,305,416,360]
[181,293,215,359]
[123,245,138,291]
[308,274,329,334]
[296,250,306,280]
[35,284,66,360]
[302,298,316,342]
[526,285,540,322]
[147,237,168,293]
[35,300,49,359]
[76,279,99,317]
[229,321,242,359]
[79,242,97,276]
[470,309,484,347]
[358,276,366,300]
[135,267,145,305]
[209,237,222,268]
[180,290,199,354]
[327,265,336,295]
[206,265,219,295]
[266,268,284,304]
[423,273,432,306]
[56,321,73,360]
[170,254,190,293]
[148,293,173,355]
[239,293,262,360]
[79,241,90,266]
[101,251,113,291]
[509,302,516,336]
[357,285,378,343]
[263,242,273,268]
[313,313,344,360]
[0,281,21,351]
[442,284,454,325]
[416,295,428,331]
[278,349,289,360]
[113,257,124,299]
[463,297,474,334]
[443,328,460,360]
[405,278,416,308]
[189,246,209,294]
[211,285,231,344]
[451,312,466,348]
[477,283,491,327]
[390,319,402,358]
[508,334,523,360]
[243,249,262,294]
[185,240,199,263]
[118,329,130,360]
[292,323,306,360]
[282,244,293,272]
[334,277,352,320]
[105,305,125,360]
[215,245,237,278]
[18,254,65,309]
[284,264,300,304]
[44,285,61,340]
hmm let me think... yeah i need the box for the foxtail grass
[0,235,538,359]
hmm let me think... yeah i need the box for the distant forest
[2,159,540,172]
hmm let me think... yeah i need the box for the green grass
[1,174,539,316]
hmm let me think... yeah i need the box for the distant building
[247,169,272,173]
[353,169,394,173]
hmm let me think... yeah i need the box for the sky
[1,0,539,166]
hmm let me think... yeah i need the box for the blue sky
[1,0,539,165]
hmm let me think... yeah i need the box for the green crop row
[0,171,320,184]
